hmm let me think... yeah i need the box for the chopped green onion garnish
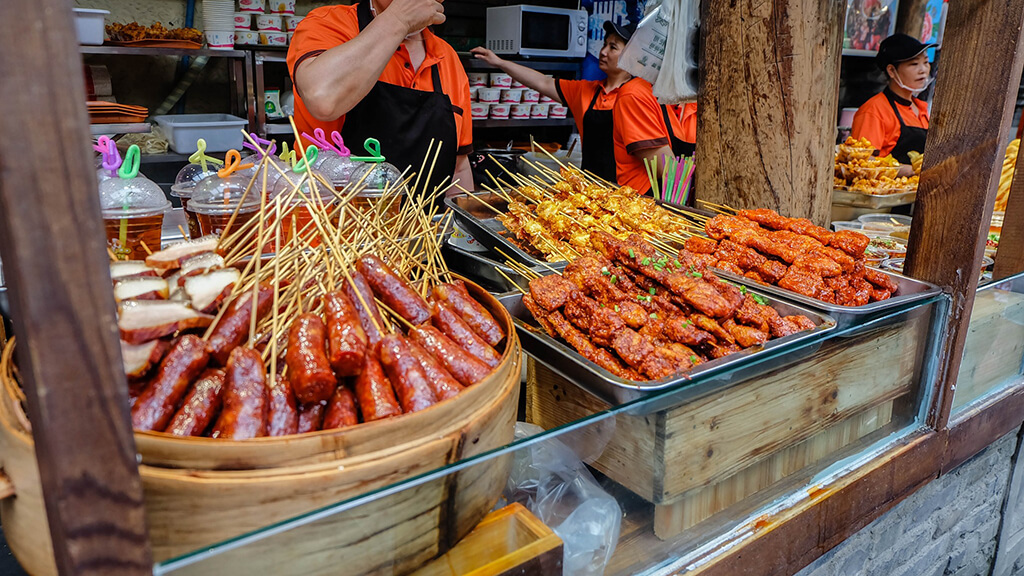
[649,287,657,295]
[683,320,692,327]
[752,294,768,305]
[650,313,658,319]
[654,264,664,271]
[739,285,749,295]
[690,355,699,364]
[610,275,617,284]
[601,267,610,275]
[642,257,651,265]
[628,249,635,258]
[674,259,682,268]
[614,305,620,312]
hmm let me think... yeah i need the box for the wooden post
[694,0,844,227]
[0,1,153,574]
[994,153,1024,279]
[903,0,1024,429]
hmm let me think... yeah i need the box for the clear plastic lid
[189,173,262,215]
[96,167,118,183]
[171,163,220,198]
[317,153,360,190]
[270,169,335,204]
[239,154,291,190]
[312,147,340,169]
[98,175,171,218]
[351,161,407,197]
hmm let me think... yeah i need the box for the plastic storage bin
[152,114,249,154]
[73,8,109,45]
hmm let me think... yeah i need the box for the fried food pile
[678,209,898,306]
[995,139,1018,212]
[106,22,203,43]
[522,231,817,382]
[497,168,693,262]
[834,137,917,195]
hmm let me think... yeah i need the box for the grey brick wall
[795,430,1021,576]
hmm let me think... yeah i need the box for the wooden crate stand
[528,311,932,539]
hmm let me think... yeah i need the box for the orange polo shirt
[612,78,696,193]
[555,79,620,137]
[287,4,473,155]
[851,89,929,158]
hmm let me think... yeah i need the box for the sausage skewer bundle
[119,143,506,439]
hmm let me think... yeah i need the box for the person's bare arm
[294,0,446,121]
[450,154,475,195]
[633,145,674,182]
[469,47,560,103]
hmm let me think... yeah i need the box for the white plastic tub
[73,8,109,45]
[152,114,248,153]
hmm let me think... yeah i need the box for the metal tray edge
[712,268,941,320]
[498,288,838,398]
[444,195,549,268]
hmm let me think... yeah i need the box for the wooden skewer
[106,247,118,261]
[495,268,528,295]
[139,241,153,255]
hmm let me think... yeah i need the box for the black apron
[341,0,459,207]
[640,103,695,196]
[580,85,619,182]
[884,88,928,165]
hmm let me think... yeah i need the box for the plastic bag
[618,6,668,85]
[502,422,622,576]
[652,0,700,104]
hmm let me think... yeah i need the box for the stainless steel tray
[441,236,565,294]
[832,187,916,208]
[499,289,837,412]
[445,194,553,268]
[712,268,941,329]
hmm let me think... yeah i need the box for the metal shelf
[473,118,573,128]
[90,122,151,135]
[459,56,581,72]
[80,45,246,58]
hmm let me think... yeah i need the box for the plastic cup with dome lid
[98,144,171,260]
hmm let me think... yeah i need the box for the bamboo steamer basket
[0,280,522,575]
[136,277,516,470]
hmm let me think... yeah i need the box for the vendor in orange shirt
[613,77,696,194]
[469,21,639,182]
[287,0,475,199]
[851,33,933,177]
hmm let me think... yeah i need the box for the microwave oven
[485,5,588,58]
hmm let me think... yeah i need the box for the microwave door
[520,11,572,57]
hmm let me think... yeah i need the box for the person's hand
[897,164,915,178]
[383,0,445,36]
[470,47,504,68]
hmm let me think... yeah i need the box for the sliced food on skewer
[118,300,215,344]
[145,235,220,271]
[114,277,170,303]
[110,260,159,282]
[185,268,241,313]
[121,338,170,380]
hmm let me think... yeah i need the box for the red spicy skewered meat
[408,340,464,401]
[297,402,325,433]
[344,270,387,346]
[409,325,492,386]
[379,333,438,413]
[323,385,360,429]
[527,273,578,312]
[546,310,636,379]
[357,255,432,325]
[211,347,268,439]
[165,368,225,437]
[323,290,368,378]
[353,353,402,421]
[132,335,210,432]
[285,313,337,406]
[432,281,506,346]
[829,229,870,258]
[206,283,274,366]
[431,300,502,368]
[266,373,299,437]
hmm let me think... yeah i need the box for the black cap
[603,20,637,43]
[876,33,933,70]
